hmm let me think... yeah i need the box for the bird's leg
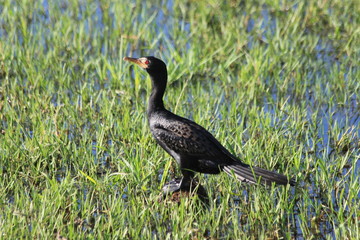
[179,169,209,203]
[161,169,209,204]
[178,169,195,191]
[162,170,195,194]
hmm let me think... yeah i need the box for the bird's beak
[123,57,148,69]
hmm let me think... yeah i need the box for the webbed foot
[162,178,183,194]
[161,177,209,205]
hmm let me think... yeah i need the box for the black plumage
[124,56,294,193]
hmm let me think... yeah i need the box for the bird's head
[123,56,167,76]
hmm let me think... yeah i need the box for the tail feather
[223,164,295,186]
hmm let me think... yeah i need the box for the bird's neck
[147,73,167,115]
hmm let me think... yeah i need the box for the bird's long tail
[223,164,295,186]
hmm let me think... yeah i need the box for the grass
[0,0,359,239]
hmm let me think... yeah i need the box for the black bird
[124,56,294,194]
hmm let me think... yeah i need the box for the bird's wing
[152,117,236,163]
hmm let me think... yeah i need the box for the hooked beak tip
[123,56,148,69]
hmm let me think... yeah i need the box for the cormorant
[124,56,295,194]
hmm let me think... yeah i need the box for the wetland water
[1,1,359,239]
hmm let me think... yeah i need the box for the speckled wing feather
[151,116,236,163]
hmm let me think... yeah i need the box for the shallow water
[2,0,358,239]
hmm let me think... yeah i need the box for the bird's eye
[145,60,150,65]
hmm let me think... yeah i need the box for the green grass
[1,0,359,239]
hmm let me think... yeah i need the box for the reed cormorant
[124,56,294,194]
